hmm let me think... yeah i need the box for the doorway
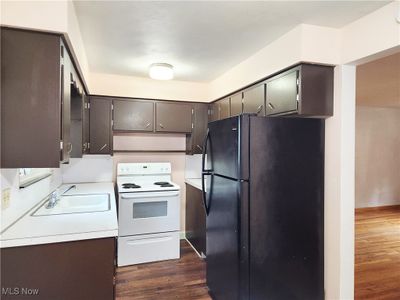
[354,51,400,299]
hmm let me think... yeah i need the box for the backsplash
[1,168,62,232]
[185,154,202,179]
[61,155,113,183]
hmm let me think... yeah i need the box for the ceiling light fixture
[149,63,174,80]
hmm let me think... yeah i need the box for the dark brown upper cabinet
[113,99,154,132]
[70,73,87,158]
[60,41,72,164]
[186,103,208,154]
[266,64,333,117]
[1,28,64,168]
[155,102,193,133]
[208,102,219,122]
[89,97,113,155]
[83,94,90,154]
[265,69,298,116]
[219,98,230,119]
[243,84,265,116]
[230,93,243,116]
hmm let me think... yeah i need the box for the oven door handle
[120,192,179,199]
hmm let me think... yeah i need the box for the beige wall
[355,106,400,208]
[356,52,400,108]
[89,72,209,102]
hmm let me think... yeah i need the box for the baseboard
[356,204,400,212]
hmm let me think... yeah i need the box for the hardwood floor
[116,240,211,300]
[355,206,400,300]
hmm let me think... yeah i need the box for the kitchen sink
[32,193,110,216]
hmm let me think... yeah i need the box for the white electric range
[116,162,181,266]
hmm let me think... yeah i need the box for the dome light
[149,63,174,80]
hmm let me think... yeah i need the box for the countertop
[185,178,202,190]
[0,183,118,248]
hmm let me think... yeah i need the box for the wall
[1,169,62,231]
[89,72,209,102]
[355,107,400,208]
[324,65,356,300]
[342,1,400,65]
[61,155,113,184]
[356,52,400,108]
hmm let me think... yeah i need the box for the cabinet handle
[196,145,203,151]
[159,123,165,129]
[145,122,151,128]
[268,102,275,110]
[67,143,73,154]
[256,105,263,113]
[99,144,107,151]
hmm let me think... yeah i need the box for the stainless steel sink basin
[32,193,110,216]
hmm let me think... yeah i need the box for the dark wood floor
[116,240,211,300]
[355,205,400,300]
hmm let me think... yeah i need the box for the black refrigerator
[201,114,324,300]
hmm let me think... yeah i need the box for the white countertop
[185,178,203,190]
[0,183,118,248]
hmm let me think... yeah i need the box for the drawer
[117,232,180,266]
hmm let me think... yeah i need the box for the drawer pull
[268,102,275,110]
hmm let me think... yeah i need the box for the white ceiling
[74,1,389,82]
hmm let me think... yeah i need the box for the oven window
[133,201,168,219]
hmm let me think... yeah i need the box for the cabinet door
[230,93,242,116]
[208,103,219,122]
[1,28,61,168]
[185,184,206,256]
[60,41,72,163]
[219,98,230,119]
[155,102,193,133]
[113,100,154,131]
[187,103,208,154]
[243,84,265,116]
[83,94,90,154]
[266,70,298,115]
[89,97,113,154]
[70,78,83,158]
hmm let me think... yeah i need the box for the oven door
[118,191,180,236]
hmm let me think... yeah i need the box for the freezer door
[206,175,249,300]
[207,116,249,180]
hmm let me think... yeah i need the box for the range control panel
[117,163,172,176]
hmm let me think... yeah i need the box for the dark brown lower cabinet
[0,238,116,300]
[185,183,206,257]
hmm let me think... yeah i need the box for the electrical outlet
[2,188,11,210]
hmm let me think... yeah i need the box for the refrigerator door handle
[201,173,210,216]
[202,128,212,174]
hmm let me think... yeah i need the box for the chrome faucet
[45,185,76,209]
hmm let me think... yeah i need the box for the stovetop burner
[154,181,174,187]
[122,183,141,189]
